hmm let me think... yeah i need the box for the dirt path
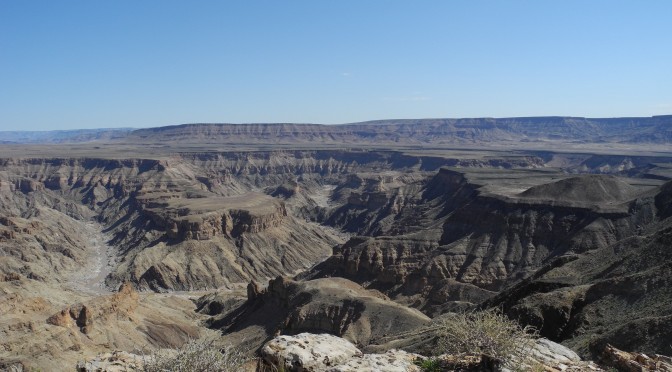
[66,221,117,295]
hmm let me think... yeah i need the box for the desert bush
[142,337,248,372]
[435,309,537,367]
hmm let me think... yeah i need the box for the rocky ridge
[205,276,431,353]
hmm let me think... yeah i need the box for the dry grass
[435,309,538,368]
[142,337,249,372]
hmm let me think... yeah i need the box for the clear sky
[1,1,671,131]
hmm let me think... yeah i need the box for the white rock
[76,351,144,372]
[261,333,362,371]
[327,349,422,372]
[532,338,581,365]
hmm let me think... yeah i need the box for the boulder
[261,333,362,371]
[531,338,581,365]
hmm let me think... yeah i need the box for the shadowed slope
[519,175,639,204]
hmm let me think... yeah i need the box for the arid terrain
[1,117,672,371]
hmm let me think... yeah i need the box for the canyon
[1,118,672,371]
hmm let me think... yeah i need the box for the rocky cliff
[482,180,672,358]
[306,169,660,318]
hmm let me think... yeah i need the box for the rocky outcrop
[17,179,43,193]
[46,282,138,334]
[261,333,364,371]
[495,338,605,371]
[207,277,430,351]
[76,351,144,372]
[519,175,639,204]
[599,344,672,372]
[44,304,94,334]
[305,236,445,304]
[137,190,288,241]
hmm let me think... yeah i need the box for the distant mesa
[125,116,672,146]
[2,115,671,147]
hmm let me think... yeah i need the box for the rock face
[140,192,288,241]
[483,180,672,358]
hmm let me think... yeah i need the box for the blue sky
[1,1,671,131]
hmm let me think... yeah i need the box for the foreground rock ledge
[261,333,420,372]
[75,333,672,371]
[259,333,606,372]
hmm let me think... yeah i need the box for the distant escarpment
[4,116,672,148]
[125,116,672,147]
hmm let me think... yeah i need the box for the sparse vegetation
[435,309,538,368]
[414,357,443,372]
[256,356,288,372]
[142,337,249,372]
